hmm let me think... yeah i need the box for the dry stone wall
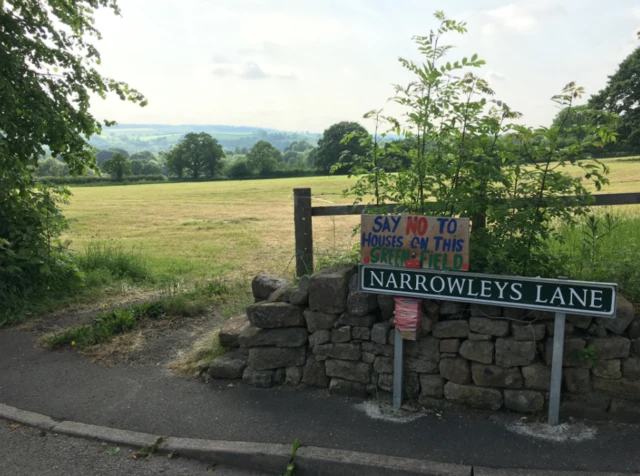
[208,265,640,422]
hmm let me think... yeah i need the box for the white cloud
[212,61,296,81]
[631,6,640,19]
[487,70,506,82]
[476,2,566,35]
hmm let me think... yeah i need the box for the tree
[37,157,69,176]
[0,0,146,303]
[163,133,224,179]
[246,140,283,175]
[130,150,156,162]
[96,148,130,166]
[589,46,640,153]
[313,122,369,173]
[550,105,617,153]
[102,153,132,180]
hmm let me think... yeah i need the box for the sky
[91,0,640,134]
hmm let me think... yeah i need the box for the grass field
[62,158,640,285]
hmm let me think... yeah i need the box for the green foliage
[314,122,369,173]
[550,211,640,301]
[96,148,130,166]
[43,301,166,350]
[341,11,616,278]
[37,174,166,185]
[130,150,156,162]
[246,140,284,175]
[163,133,225,179]
[75,242,152,282]
[37,157,69,177]
[571,344,598,367]
[0,0,146,314]
[282,438,301,476]
[589,46,640,154]
[101,153,132,180]
[226,159,253,178]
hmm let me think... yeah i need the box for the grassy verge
[168,329,228,376]
[41,276,250,350]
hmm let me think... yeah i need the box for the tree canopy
[312,122,369,173]
[0,0,146,296]
[246,140,283,175]
[589,46,640,153]
[163,133,225,179]
[101,153,132,180]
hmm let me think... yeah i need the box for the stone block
[469,317,509,337]
[242,367,274,388]
[239,327,308,348]
[303,310,337,333]
[371,322,390,345]
[635,339,640,355]
[329,343,361,361]
[592,359,622,379]
[274,368,286,385]
[325,359,371,384]
[470,304,502,318]
[545,320,574,337]
[628,319,640,340]
[496,338,535,367]
[285,366,304,384]
[267,286,293,303]
[504,390,544,413]
[420,375,445,399]
[593,376,640,400]
[247,302,304,329]
[439,357,471,384]
[361,342,394,357]
[623,357,640,380]
[301,359,329,387]
[444,382,503,410]
[329,378,368,397]
[378,294,395,320]
[289,288,309,306]
[252,274,290,300]
[591,337,631,360]
[404,372,421,400]
[468,333,492,341]
[352,326,370,341]
[567,315,592,329]
[433,320,469,339]
[332,326,351,343]
[511,322,546,341]
[362,352,375,363]
[248,347,306,370]
[503,307,526,319]
[405,357,438,374]
[597,294,635,335]
[564,367,591,393]
[459,340,494,364]
[378,373,393,392]
[521,364,551,391]
[423,300,440,320]
[471,363,522,389]
[347,291,379,316]
[408,337,440,362]
[440,339,460,353]
[544,337,589,368]
[207,350,248,379]
[309,330,331,347]
[373,356,393,374]
[308,264,356,314]
[439,301,466,317]
[339,313,377,327]
[420,316,434,336]
[218,314,251,348]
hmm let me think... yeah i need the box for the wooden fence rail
[293,188,640,277]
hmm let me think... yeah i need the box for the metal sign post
[393,329,403,409]
[548,312,566,425]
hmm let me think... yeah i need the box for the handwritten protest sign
[360,215,470,271]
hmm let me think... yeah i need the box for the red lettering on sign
[406,216,429,236]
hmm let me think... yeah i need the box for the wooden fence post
[294,188,313,277]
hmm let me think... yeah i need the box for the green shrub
[36,174,167,186]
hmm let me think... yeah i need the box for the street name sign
[360,265,617,318]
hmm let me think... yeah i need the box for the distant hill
[89,124,321,154]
